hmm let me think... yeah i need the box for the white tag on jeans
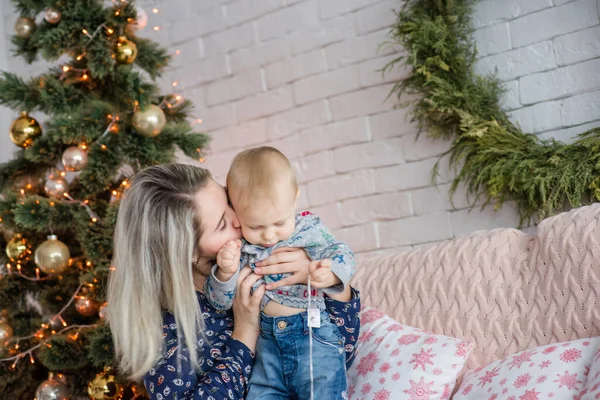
[308,308,321,328]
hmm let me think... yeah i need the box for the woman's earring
[192,255,198,266]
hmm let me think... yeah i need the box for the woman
[107,164,360,399]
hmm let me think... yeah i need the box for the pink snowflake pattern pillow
[581,343,600,399]
[454,337,600,400]
[347,306,474,400]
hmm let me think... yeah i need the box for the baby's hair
[226,146,298,206]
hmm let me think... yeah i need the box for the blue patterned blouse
[144,289,360,400]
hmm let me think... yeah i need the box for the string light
[152,8,159,13]
[153,26,160,31]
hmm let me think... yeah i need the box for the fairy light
[86,261,92,267]
[153,26,160,31]
[82,74,89,80]
[172,81,179,87]
[62,66,70,72]
[153,8,159,13]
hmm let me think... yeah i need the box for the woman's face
[195,179,241,259]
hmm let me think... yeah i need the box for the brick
[169,39,203,68]
[195,103,236,131]
[215,118,268,150]
[266,101,331,140]
[310,203,345,230]
[562,91,600,126]
[473,0,553,29]
[293,65,361,105]
[149,0,193,23]
[230,38,289,74]
[265,50,326,89]
[176,56,230,89]
[293,151,335,184]
[450,204,520,237]
[374,158,449,193]
[520,58,600,104]
[289,16,355,55]
[208,128,236,153]
[355,0,397,35]
[510,0,598,49]
[475,41,556,81]
[325,29,391,70]
[474,23,511,58]
[341,192,412,226]
[169,7,225,43]
[334,139,404,173]
[401,134,451,162]
[378,212,452,248]
[234,86,294,122]
[203,23,256,57]
[256,0,319,41]
[538,120,600,143]
[333,223,378,253]
[368,109,416,140]
[206,69,263,106]
[330,84,395,121]
[224,0,284,26]
[553,0,579,4]
[202,148,239,178]
[267,133,303,160]
[301,118,370,154]
[320,0,377,19]
[554,26,600,66]
[501,80,521,111]
[359,54,412,88]
[411,183,475,216]
[306,170,375,207]
[507,101,563,133]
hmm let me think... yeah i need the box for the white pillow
[348,307,474,399]
[581,342,600,398]
[454,337,600,400]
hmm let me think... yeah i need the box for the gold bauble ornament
[115,36,137,64]
[0,321,13,345]
[9,111,42,148]
[88,369,124,400]
[34,235,70,275]
[14,17,36,38]
[75,296,100,317]
[6,234,32,262]
[44,7,62,24]
[44,173,68,199]
[98,302,108,321]
[132,105,166,137]
[35,373,69,400]
[62,146,88,171]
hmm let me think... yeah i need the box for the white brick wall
[1,0,599,256]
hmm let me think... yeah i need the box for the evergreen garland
[385,0,600,225]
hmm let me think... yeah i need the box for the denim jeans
[246,310,348,400]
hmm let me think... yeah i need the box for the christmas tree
[0,1,209,398]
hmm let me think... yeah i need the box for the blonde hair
[226,146,298,206]
[107,163,212,381]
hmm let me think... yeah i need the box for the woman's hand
[230,267,265,352]
[253,248,310,290]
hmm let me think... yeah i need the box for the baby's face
[231,190,297,247]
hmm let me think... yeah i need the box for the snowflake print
[375,336,384,345]
[404,376,437,400]
[410,348,435,371]
[508,397,516,400]
[387,324,403,332]
[456,341,472,358]
[520,389,541,400]
[554,371,582,390]
[361,383,372,394]
[508,350,536,369]
[359,331,375,342]
[500,378,507,386]
[537,375,547,383]
[543,346,557,354]
[502,388,508,394]
[380,362,391,373]
[478,367,500,387]
[391,348,401,357]
[461,384,474,395]
[433,368,443,376]
[441,384,452,400]
[379,377,386,385]
[356,352,379,376]
[374,389,391,400]
[560,348,582,363]
[540,360,552,368]
[514,373,532,388]
[489,394,498,400]
[583,341,591,346]
[399,334,421,345]
[392,373,400,381]
[361,309,385,324]
[348,385,355,398]
[425,336,438,344]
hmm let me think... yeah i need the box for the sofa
[351,203,600,394]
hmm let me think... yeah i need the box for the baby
[204,146,356,399]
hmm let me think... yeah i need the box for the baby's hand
[308,259,340,289]
[216,239,241,280]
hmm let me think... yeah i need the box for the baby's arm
[204,240,243,310]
